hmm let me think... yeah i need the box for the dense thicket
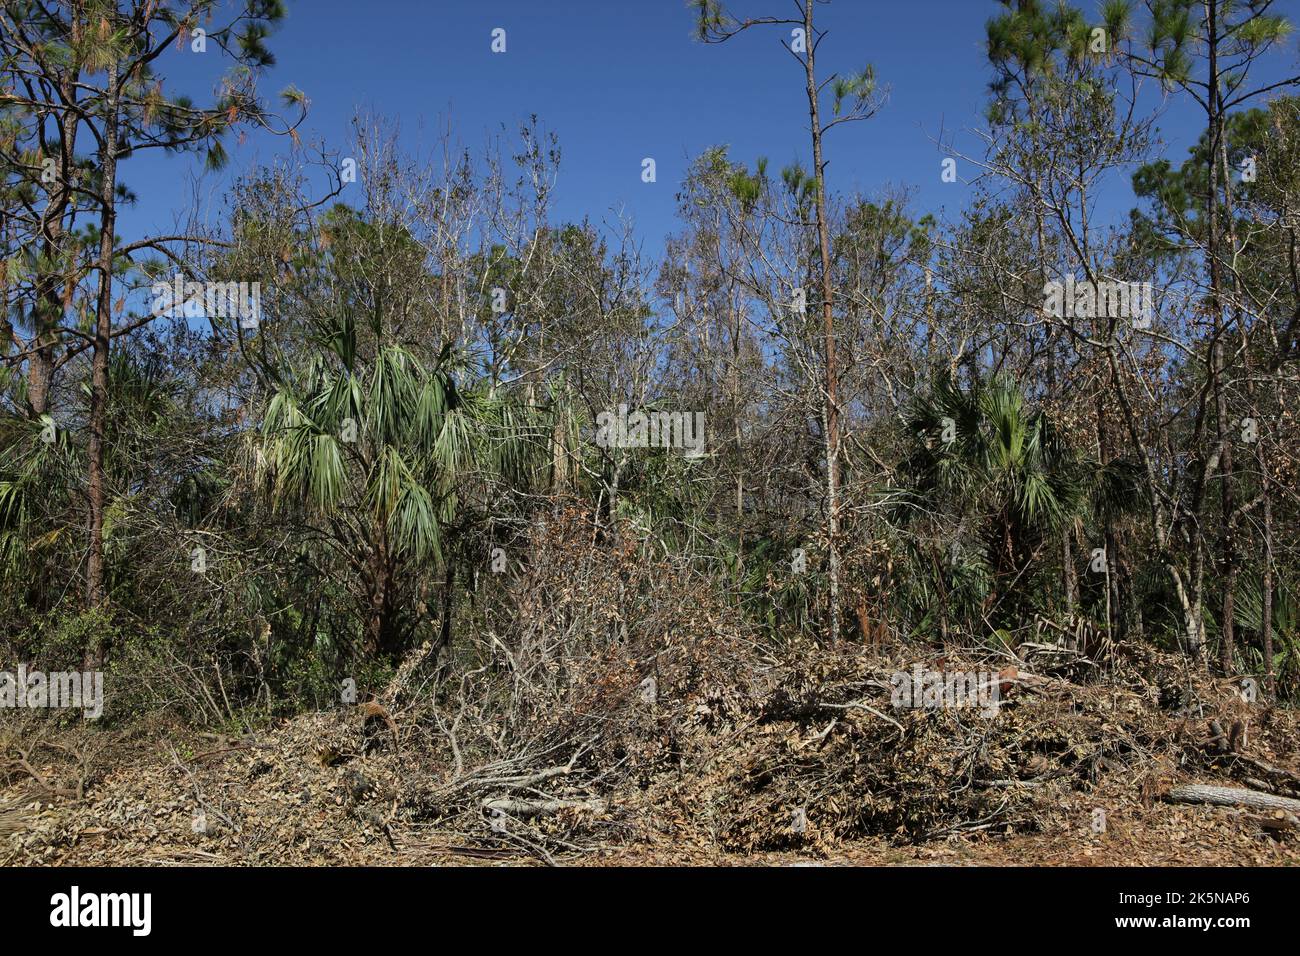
[2,0,1299,731]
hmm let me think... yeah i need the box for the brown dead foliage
[2,517,1298,865]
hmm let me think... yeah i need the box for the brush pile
[5,626,1299,865]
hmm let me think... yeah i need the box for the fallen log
[481,797,607,817]
[1168,784,1300,814]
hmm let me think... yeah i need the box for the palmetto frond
[899,374,1086,530]
[1234,573,1298,644]
[0,415,79,580]
[260,309,536,565]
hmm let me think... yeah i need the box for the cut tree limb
[481,797,606,817]
[1168,784,1300,814]
[1222,754,1300,796]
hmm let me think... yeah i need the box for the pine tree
[693,0,884,640]
[1,1,306,662]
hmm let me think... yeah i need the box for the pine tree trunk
[1262,481,1275,697]
[802,1,841,641]
[1204,0,1228,672]
[85,59,119,640]
[1214,62,1252,679]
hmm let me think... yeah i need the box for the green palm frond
[1234,573,1298,642]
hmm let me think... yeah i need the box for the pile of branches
[639,639,1299,853]
[333,506,767,860]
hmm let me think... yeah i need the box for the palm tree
[1233,573,1298,699]
[0,413,79,604]
[892,375,1102,634]
[260,304,541,662]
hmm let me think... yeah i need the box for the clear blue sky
[116,0,1300,263]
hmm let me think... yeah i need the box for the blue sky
[116,0,1300,264]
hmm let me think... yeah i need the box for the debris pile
[3,632,1299,865]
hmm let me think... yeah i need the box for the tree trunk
[1062,524,1076,617]
[1169,784,1300,814]
[1202,0,1238,674]
[1214,59,1254,679]
[550,394,568,491]
[365,528,394,658]
[802,1,841,641]
[1261,483,1275,697]
[85,58,119,638]
[437,559,456,665]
